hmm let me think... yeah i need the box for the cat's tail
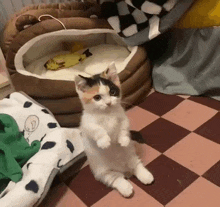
[130,130,146,144]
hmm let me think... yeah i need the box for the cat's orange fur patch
[83,85,99,103]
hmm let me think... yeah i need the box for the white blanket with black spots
[100,0,196,46]
[0,92,85,207]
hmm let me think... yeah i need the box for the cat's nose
[106,102,112,106]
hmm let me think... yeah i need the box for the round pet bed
[3,2,152,127]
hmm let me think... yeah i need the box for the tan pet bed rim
[11,46,147,99]
[6,18,111,71]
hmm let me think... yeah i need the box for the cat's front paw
[97,135,111,149]
[118,136,130,147]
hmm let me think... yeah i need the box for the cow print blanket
[0,92,85,207]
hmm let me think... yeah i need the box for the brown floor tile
[59,156,87,183]
[39,176,68,207]
[38,182,69,207]
[130,155,199,205]
[140,118,190,152]
[65,165,112,206]
[39,182,86,207]
[203,160,220,187]
[195,113,220,144]
[189,96,220,111]
[138,92,184,116]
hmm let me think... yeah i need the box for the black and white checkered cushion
[100,0,196,45]
[101,0,176,37]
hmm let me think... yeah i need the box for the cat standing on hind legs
[75,63,154,197]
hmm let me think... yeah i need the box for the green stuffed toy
[0,114,41,192]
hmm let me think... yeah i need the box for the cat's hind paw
[113,178,133,198]
[135,165,154,185]
[139,170,154,185]
[97,135,111,149]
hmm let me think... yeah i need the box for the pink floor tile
[164,133,220,175]
[178,95,190,99]
[135,143,161,166]
[166,177,220,207]
[92,182,163,207]
[162,100,217,131]
[126,106,159,131]
[148,88,155,96]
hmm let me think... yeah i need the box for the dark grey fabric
[153,27,220,101]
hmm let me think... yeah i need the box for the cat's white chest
[98,115,121,138]
[81,106,126,143]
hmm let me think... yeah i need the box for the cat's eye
[93,95,101,101]
[109,89,116,96]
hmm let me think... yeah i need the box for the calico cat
[75,63,154,197]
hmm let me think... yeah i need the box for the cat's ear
[75,75,89,92]
[102,62,120,86]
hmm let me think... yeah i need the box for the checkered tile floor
[39,91,220,207]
